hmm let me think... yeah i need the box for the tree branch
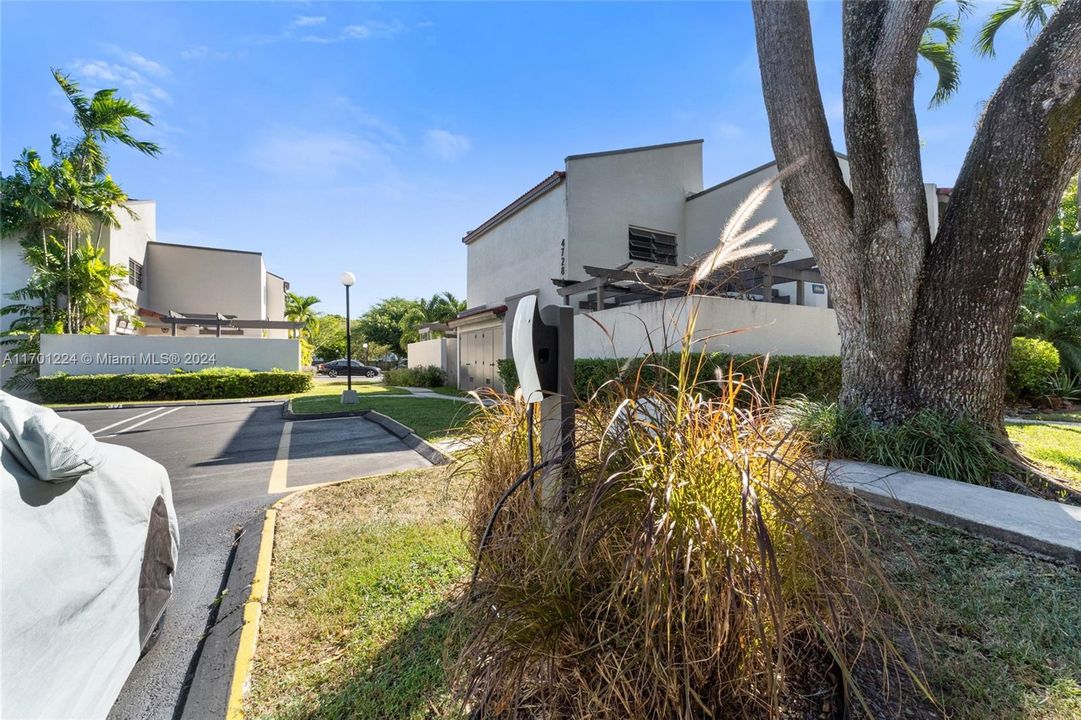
[752,0,859,322]
[911,0,1081,421]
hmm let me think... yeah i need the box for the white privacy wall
[40,335,301,375]
[408,338,458,371]
[573,295,841,359]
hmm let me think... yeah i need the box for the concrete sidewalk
[826,460,1081,565]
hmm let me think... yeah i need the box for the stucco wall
[407,337,458,386]
[265,273,287,339]
[103,200,156,328]
[146,242,266,322]
[39,334,301,375]
[466,183,567,310]
[565,142,703,280]
[573,295,841,359]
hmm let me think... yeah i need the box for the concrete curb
[363,410,453,466]
[281,401,453,466]
[178,510,271,720]
[826,460,1081,566]
[49,397,289,412]
[280,398,367,421]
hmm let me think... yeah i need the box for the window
[628,227,677,265]
[128,258,144,289]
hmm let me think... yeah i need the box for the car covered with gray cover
[1,391,178,719]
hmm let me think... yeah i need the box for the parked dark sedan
[317,359,380,378]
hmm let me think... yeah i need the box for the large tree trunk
[752,0,1081,427]
[909,3,1081,423]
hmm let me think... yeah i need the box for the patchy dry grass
[873,513,1081,720]
[1008,422,1081,491]
[244,467,1081,720]
[245,467,469,720]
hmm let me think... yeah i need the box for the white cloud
[69,58,172,113]
[332,97,405,145]
[424,129,471,161]
[291,15,326,28]
[715,122,744,141]
[302,20,407,43]
[180,45,233,61]
[245,128,385,179]
[100,44,170,76]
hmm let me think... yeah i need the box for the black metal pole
[345,284,353,391]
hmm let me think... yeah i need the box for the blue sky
[1,2,1035,315]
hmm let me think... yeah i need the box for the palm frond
[918,41,961,107]
[975,0,1059,57]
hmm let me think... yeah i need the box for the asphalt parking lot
[58,400,431,720]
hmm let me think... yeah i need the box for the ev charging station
[510,295,575,508]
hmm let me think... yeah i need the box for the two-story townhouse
[421,139,947,391]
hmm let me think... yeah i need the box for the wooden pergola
[155,311,305,336]
[553,252,829,311]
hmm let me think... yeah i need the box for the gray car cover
[1,391,179,719]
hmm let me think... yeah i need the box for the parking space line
[267,421,292,494]
[99,406,182,438]
[90,407,166,436]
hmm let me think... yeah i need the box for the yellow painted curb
[223,482,357,719]
[224,505,281,720]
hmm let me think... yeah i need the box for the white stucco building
[1,200,297,383]
[412,139,945,392]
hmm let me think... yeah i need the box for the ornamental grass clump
[453,171,928,718]
[454,357,924,718]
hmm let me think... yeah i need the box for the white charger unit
[511,295,546,403]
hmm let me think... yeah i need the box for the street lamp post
[340,272,358,404]
[363,342,369,364]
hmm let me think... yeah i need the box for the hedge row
[497,353,842,402]
[384,365,445,388]
[36,368,313,404]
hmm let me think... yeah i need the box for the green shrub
[384,365,445,388]
[1006,337,1060,396]
[781,399,1011,487]
[498,352,841,402]
[36,367,312,403]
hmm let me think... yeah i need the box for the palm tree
[284,293,321,339]
[397,292,468,351]
[66,240,137,333]
[52,69,161,179]
[975,0,1060,57]
[3,68,158,335]
[918,0,1063,107]
[1,149,62,324]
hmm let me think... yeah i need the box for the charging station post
[511,296,575,509]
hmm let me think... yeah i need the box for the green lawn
[246,467,467,720]
[874,514,1081,720]
[1035,409,1081,423]
[1007,422,1081,491]
[289,395,476,441]
[246,468,1081,720]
